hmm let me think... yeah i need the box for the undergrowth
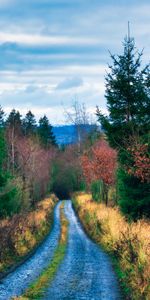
[72,192,150,300]
[0,194,57,275]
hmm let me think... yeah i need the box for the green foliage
[23,110,37,136]
[91,180,103,202]
[97,36,150,149]
[6,109,22,134]
[0,127,21,218]
[0,106,5,128]
[38,115,56,147]
[52,164,79,199]
[97,34,150,219]
[0,128,6,168]
[118,168,150,220]
[0,175,21,218]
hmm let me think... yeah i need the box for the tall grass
[0,194,58,275]
[73,193,150,300]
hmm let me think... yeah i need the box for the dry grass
[73,192,150,300]
[0,194,58,274]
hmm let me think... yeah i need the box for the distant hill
[52,124,97,145]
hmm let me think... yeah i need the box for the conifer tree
[23,110,37,136]
[97,33,150,219]
[0,106,5,128]
[6,109,22,133]
[38,115,56,147]
[97,35,150,150]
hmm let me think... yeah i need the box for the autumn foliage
[127,143,150,183]
[81,139,117,204]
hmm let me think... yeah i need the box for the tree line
[0,108,57,217]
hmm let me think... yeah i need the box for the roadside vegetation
[0,195,57,276]
[73,193,150,300]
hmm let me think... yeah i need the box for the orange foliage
[81,139,117,187]
[128,143,150,183]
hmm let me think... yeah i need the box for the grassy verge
[14,202,69,300]
[0,194,58,276]
[72,192,150,300]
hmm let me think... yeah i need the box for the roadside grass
[72,192,150,300]
[14,202,69,300]
[0,194,58,275]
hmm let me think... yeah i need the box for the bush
[91,180,103,202]
[118,169,150,220]
[0,174,21,218]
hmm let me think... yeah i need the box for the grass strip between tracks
[14,201,69,300]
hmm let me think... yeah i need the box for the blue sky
[0,0,149,124]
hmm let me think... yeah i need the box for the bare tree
[65,100,90,152]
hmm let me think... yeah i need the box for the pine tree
[0,106,5,128]
[23,110,37,136]
[97,33,150,219]
[97,35,150,150]
[6,109,22,133]
[38,115,57,147]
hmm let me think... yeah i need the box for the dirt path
[44,200,121,300]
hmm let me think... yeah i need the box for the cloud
[0,0,149,124]
[56,77,83,90]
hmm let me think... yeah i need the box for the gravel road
[44,200,122,300]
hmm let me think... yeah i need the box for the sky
[0,0,149,125]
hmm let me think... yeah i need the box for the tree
[38,115,56,147]
[0,128,21,218]
[65,100,90,153]
[6,109,22,173]
[97,32,150,218]
[81,139,117,205]
[97,35,150,151]
[6,109,22,133]
[23,111,37,136]
[15,136,54,206]
[0,106,5,128]
[127,142,150,183]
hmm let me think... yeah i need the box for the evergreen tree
[97,33,150,219]
[49,124,57,146]
[97,35,150,150]
[38,115,56,147]
[0,106,5,128]
[23,110,37,136]
[0,128,20,218]
[6,109,22,133]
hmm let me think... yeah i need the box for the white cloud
[0,32,104,46]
